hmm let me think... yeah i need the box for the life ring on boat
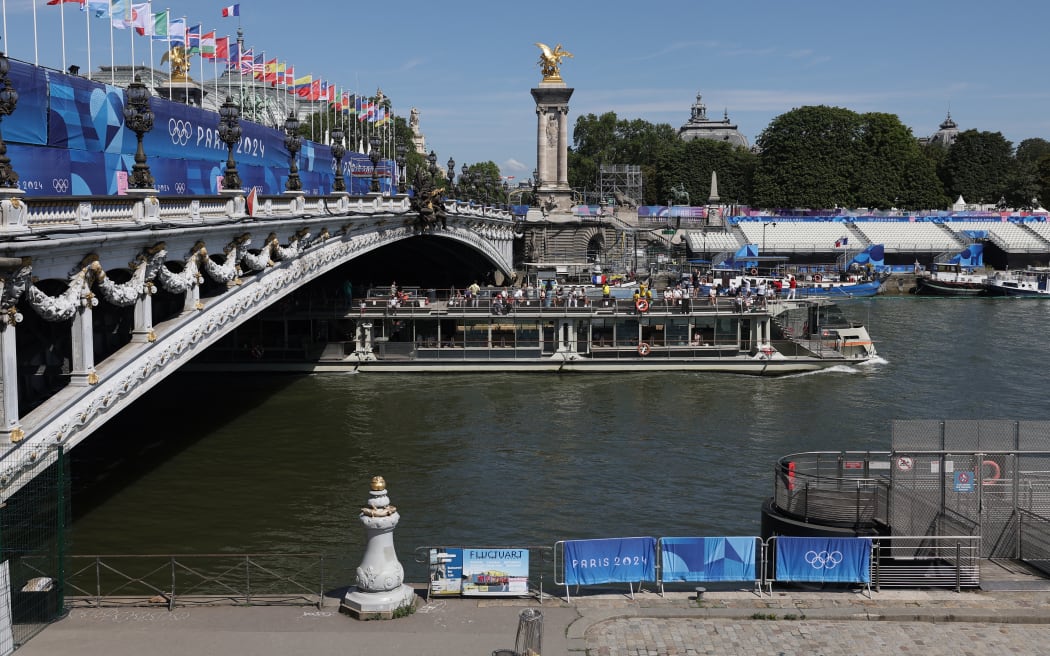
[813,274,823,283]
[637,342,651,356]
[750,268,758,276]
[250,345,264,360]
[981,460,1001,485]
[635,298,650,313]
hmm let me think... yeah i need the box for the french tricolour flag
[221,4,239,17]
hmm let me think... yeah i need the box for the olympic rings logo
[52,178,70,193]
[174,182,187,194]
[804,550,843,570]
[168,118,192,146]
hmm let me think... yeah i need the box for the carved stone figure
[535,42,573,82]
[613,190,638,208]
[161,45,190,82]
[409,108,420,134]
[545,113,558,147]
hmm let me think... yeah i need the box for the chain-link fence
[0,445,69,647]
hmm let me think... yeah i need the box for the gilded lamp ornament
[535,42,573,82]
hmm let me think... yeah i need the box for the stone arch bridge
[0,192,517,494]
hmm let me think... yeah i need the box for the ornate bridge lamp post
[426,150,438,181]
[461,164,470,202]
[123,76,155,191]
[217,96,243,192]
[395,140,407,194]
[531,168,539,206]
[503,180,510,210]
[330,127,346,193]
[283,111,302,193]
[446,157,456,198]
[368,134,381,193]
[0,52,21,193]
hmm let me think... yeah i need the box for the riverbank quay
[16,583,1050,656]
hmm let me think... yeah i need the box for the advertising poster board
[428,548,463,597]
[461,548,529,597]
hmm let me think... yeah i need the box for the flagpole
[108,2,115,84]
[149,4,158,91]
[236,27,243,105]
[2,0,7,59]
[31,0,38,64]
[85,4,92,80]
[59,0,67,72]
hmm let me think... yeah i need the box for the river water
[69,297,1050,578]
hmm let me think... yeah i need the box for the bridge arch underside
[337,235,502,290]
[1,222,508,482]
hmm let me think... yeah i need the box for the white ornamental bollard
[340,476,417,619]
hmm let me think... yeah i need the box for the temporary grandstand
[680,212,1050,269]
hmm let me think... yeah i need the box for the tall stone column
[530,85,574,213]
[70,295,98,386]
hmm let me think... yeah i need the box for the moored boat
[913,263,988,296]
[314,293,878,375]
[985,268,1050,297]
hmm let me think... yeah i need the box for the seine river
[69,296,1050,579]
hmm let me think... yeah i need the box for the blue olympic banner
[659,537,757,583]
[563,537,656,586]
[775,537,871,584]
[8,60,49,146]
[637,206,707,219]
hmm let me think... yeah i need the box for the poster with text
[461,548,529,596]
[428,548,463,596]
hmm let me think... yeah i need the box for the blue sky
[2,0,1048,180]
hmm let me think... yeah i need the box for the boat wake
[782,357,885,378]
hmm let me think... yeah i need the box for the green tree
[939,130,1013,206]
[752,106,862,209]
[654,138,756,208]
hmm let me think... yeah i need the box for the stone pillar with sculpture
[341,476,417,619]
[531,42,574,214]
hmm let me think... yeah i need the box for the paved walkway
[17,587,1050,656]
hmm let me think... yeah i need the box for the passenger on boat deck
[692,332,702,346]
[708,284,717,305]
[390,281,398,297]
[387,294,399,315]
[741,278,751,296]
[787,276,797,299]
[756,281,767,308]
[514,287,525,304]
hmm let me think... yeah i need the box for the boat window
[664,319,691,346]
[463,320,489,348]
[612,318,639,346]
[515,321,539,347]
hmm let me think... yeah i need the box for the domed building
[678,91,749,149]
[920,111,960,148]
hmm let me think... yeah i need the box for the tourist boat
[314,294,878,375]
[985,268,1050,297]
[913,263,988,296]
[702,269,887,299]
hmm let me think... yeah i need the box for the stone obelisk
[340,476,417,619]
[531,43,575,214]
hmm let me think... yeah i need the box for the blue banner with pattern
[660,537,757,582]
[7,60,49,146]
[775,537,871,583]
[563,537,656,586]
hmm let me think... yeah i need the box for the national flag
[114,3,149,30]
[46,0,84,6]
[835,236,849,248]
[283,65,294,87]
[168,17,186,42]
[293,74,312,94]
[263,59,279,84]
[86,0,112,18]
[213,35,229,60]
[251,54,265,79]
[344,93,356,116]
[308,79,322,101]
[144,10,165,37]
[246,186,257,217]
[221,4,239,17]
[185,24,201,52]
[200,31,217,58]
[374,107,388,125]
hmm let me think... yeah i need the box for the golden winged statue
[535,42,573,82]
[161,44,190,82]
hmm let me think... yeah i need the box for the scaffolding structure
[598,165,644,207]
